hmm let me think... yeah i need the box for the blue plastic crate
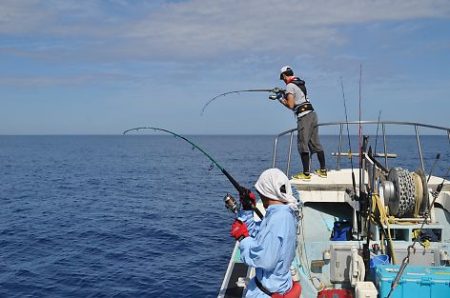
[376,265,450,298]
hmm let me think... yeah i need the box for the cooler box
[355,281,377,298]
[375,265,450,298]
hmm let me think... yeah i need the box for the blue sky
[1,0,449,135]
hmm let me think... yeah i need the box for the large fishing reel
[268,87,286,101]
[381,167,429,218]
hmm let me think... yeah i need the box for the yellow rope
[372,193,432,262]
[371,194,398,264]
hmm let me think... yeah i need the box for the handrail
[272,120,450,177]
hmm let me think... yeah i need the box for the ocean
[0,134,448,297]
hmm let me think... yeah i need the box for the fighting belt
[255,277,302,298]
[294,102,314,115]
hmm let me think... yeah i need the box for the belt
[294,103,314,115]
[255,277,301,298]
[255,277,274,296]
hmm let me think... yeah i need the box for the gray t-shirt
[286,82,311,118]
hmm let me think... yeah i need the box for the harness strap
[255,277,274,296]
[290,77,308,97]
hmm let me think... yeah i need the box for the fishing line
[123,126,264,219]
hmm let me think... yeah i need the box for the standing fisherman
[279,65,327,180]
[230,168,301,298]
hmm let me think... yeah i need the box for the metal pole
[272,137,278,168]
[287,132,294,177]
[415,125,425,173]
[382,123,388,170]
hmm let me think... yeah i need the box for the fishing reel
[268,87,285,101]
[224,193,239,214]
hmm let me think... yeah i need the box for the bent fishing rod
[123,126,264,219]
[201,87,285,115]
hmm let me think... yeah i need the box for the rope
[370,193,397,264]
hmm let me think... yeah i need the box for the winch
[381,167,429,218]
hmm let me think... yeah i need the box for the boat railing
[271,120,450,178]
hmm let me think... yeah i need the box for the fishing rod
[358,65,363,197]
[387,166,450,298]
[427,153,441,183]
[201,87,285,115]
[340,77,357,196]
[371,111,382,189]
[363,111,382,278]
[123,126,264,219]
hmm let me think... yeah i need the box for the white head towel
[254,168,298,211]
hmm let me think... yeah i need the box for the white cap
[280,65,293,80]
[280,65,292,73]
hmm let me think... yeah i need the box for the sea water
[0,135,448,297]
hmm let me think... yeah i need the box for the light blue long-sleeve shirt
[238,204,298,298]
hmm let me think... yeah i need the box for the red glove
[239,187,256,211]
[230,219,249,240]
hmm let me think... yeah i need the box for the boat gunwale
[271,120,450,177]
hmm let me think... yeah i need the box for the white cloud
[0,73,139,87]
[1,0,449,60]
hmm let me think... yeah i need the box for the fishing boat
[218,120,450,298]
